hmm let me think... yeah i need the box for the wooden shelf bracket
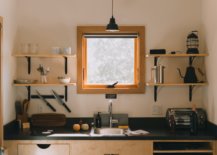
[25,56,31,74]
[64,56,68,74]
[154,85,158,102]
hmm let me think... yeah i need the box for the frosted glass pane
[86,38,134,84]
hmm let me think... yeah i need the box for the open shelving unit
[13,53,77,102]
[146,53,208,102]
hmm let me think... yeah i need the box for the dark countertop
[4,117,217,140]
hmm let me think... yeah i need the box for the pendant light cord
[112,0,114,17]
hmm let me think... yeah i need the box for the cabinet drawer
[18,143,70,155]
[71,140,153,155]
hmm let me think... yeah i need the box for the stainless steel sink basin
[95,128,124,135]
[90,128,125,137]
[47,133,90,137]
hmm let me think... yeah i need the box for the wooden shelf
[13,53,76,58]
[146,53,208,57]
[146,82,207,86]
[13,53,75,74]
[14,82,76,86]
[153,150,213,153]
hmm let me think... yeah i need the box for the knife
[52,90,71,113]
[36,90,56,112]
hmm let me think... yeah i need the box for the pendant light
[106,0,119,32]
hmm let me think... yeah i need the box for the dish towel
[126,129,149,136]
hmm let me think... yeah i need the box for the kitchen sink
[47,133,90,137]
[47,128,126,137]
[90,128,125,137]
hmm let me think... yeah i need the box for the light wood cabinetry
[18,143,70,155]
[70,140,153,155]
[5,140,153,155]
[5,140,70,155]
[4,140,216,155]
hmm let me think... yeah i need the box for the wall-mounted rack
[13,54,76,74]
[14,82,76,101]
[146,53,208,102]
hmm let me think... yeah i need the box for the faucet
[108,99,113,128]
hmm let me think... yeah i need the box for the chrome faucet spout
[108,100,113,128]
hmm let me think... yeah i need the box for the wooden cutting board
[31,113,66,127]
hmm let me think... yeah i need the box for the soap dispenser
[95,112,102,128]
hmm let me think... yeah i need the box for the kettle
[177,66,198,83]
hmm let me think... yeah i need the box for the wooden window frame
[77,26,145,94]
[0,16,3,149]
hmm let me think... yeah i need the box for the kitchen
[0,0,217,154]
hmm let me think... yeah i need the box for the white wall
[202,0,217,125]
[0,0,17,124]
[15,0,205,118]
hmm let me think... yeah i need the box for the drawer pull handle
[37,144,51,149]
[104,154,119,155]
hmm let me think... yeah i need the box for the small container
[151,65,165,84]
[58,76,71,84]
[95,112,102,128]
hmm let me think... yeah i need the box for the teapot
[177,66,198,83]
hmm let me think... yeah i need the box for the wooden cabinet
[70,140,153,155]
[18,143,70,155]
[4,140,70,155]
[4,140,216,155]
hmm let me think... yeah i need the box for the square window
[86,38,135,85]
[77,26,145,94]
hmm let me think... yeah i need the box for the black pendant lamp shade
[106,0,119,32]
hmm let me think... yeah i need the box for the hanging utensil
[52,90,71,113]
[36,90,56,112]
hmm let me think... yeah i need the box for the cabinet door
[71,140,153,155]
[18,143,70,155]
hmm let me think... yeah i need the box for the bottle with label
[95,112,102,128]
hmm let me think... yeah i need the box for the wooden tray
[31,113,66,127]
